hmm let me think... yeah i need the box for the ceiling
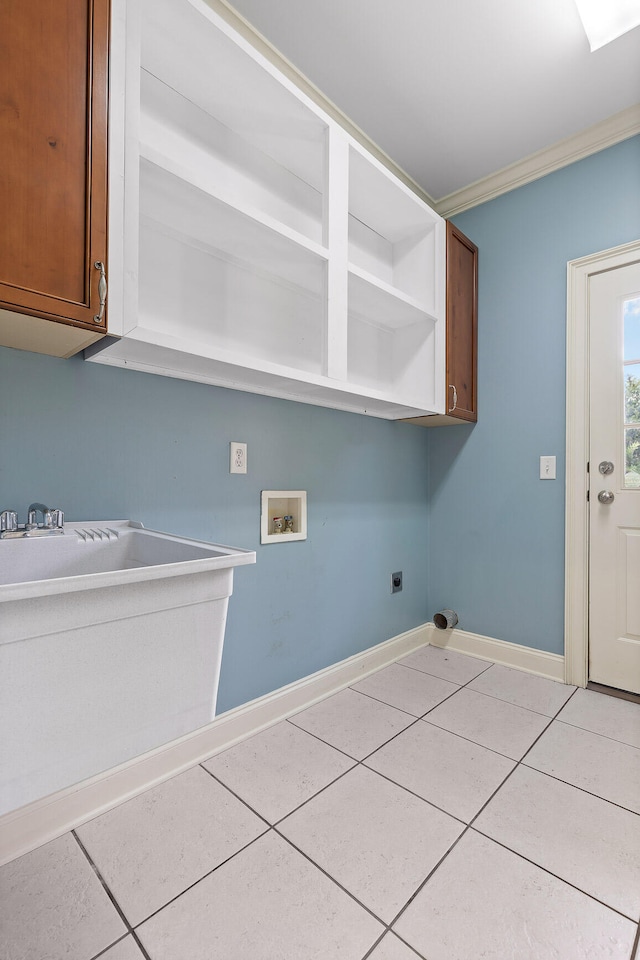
[227,0,640,205]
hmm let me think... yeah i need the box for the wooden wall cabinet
[0,0,110,358]
[405,221,478,427]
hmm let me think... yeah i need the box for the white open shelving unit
[88,0,446,419]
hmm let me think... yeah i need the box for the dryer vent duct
[433,609,459,630]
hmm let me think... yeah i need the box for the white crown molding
[435,104,640,218]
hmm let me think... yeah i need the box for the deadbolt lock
[598,461,614,475]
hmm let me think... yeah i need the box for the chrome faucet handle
[50,509,64,529]
[0,510,18,533]
[27,502,52,528]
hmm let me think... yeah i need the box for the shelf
[137,215,326,376]
[348,144,442,311]
[141,0,327,193]
[140,158,328,295]
[347,311,438,409]
[348,266,433,330]
[140,71,325,246]
[86,325,439,419]
[92,0,447,421]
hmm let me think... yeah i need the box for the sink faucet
[27,502,60,529]
[0,504,64,538]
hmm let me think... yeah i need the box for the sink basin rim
[0,520,256,602]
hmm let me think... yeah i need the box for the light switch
[540,456,556,479]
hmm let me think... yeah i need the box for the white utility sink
[0,519,254,595]
[0,521,256,815]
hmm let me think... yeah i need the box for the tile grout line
[553,716,640,751]
[204,681,519,946]
[384,752,529,932]
[360,929,428,960]
[286,658,505,772]
[357,658,577,720]
[198,762,273,830]
[385,821,477,933]
[205,731,466,832]
[385,685,589,936]
[629,919,640,960]
[268,662,527,830]
[132,827,273,928]
[313,659,639,755]
[357,763,468,828]
[89,933,131,960]
[458,684,640,923]
[266,660,527,942]
[465,685,581,832]
[72,831,153,960]
[65,660,639,958]
[130,828,271,931]
[376,677,640,934]
[513,686,640,816]
[202,758,357,830]
[519,759,640,818]
[208,696,476,836]
[436,682,577,720]
[418,715,542,764]
[398,655,495,682]
[358,931,390,960]
[286,712,423,764]
[109,754,446,948]
[516,685,581,766]
[469,824,640,924]
[270,824,392,929]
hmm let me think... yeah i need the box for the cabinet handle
[448,384,457,412]
[93,261,107,324]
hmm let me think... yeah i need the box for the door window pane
[625,361,640,424]
[623,299,640,489]
[624,297,640,361]
[625,427,640,488]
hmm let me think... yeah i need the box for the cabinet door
[446,221,478,422]
[0,0,109,336]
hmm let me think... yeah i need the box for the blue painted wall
[1,136,638,724]
[427,135,640,654]
[0,348,430,712]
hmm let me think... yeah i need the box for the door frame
[565,238,640,687]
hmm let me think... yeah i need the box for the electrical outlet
[391,571,402,593]
[230,441,247,474]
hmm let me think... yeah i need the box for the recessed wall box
[261,490,307,544]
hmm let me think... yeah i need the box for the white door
[588,261,640,694]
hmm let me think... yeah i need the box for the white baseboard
[427,624,565,681]
[0,623,430,866]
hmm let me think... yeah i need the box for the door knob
[598,461,614,475]
[597,490,615,504]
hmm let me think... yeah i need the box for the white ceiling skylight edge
[573,0,640,51]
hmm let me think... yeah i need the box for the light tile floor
[2,646,640,960]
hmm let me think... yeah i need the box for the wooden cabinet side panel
[446,221,477,421]
[0,0,109,330]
